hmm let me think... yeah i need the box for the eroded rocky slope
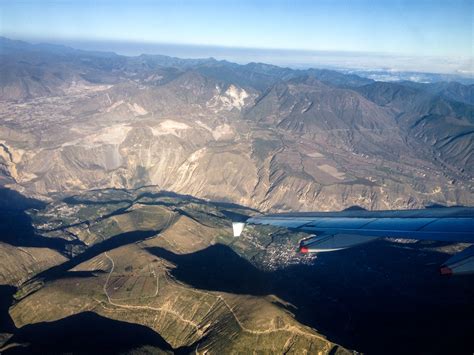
[0,38,472,211]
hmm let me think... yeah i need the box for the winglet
[232,222,245,237]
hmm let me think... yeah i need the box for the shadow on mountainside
[2,311,177,354]
[147,244,269,295]
[0,286,16,334]
[148,241,474,355]
[54,189,254,234]
[0,188,72,251]
[63,187,258,212]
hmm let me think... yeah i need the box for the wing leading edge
[232,207,474,275]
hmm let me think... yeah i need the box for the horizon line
[2,35,473,78]
[4,34,473,61]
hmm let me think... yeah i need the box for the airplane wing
[232,207,474,275]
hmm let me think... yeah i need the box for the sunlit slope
[0,243,67,286]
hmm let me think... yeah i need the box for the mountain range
[0,37,472,211]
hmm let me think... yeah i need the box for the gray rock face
[0,38,472,211]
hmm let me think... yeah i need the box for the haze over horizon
[1,0,473,75]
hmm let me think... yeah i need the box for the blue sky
[1,0,472,73]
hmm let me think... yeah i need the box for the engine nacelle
[440,245,474,275]
[299,234,379,253]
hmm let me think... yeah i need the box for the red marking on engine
[300,246,309,254]
[440,266,453,276]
